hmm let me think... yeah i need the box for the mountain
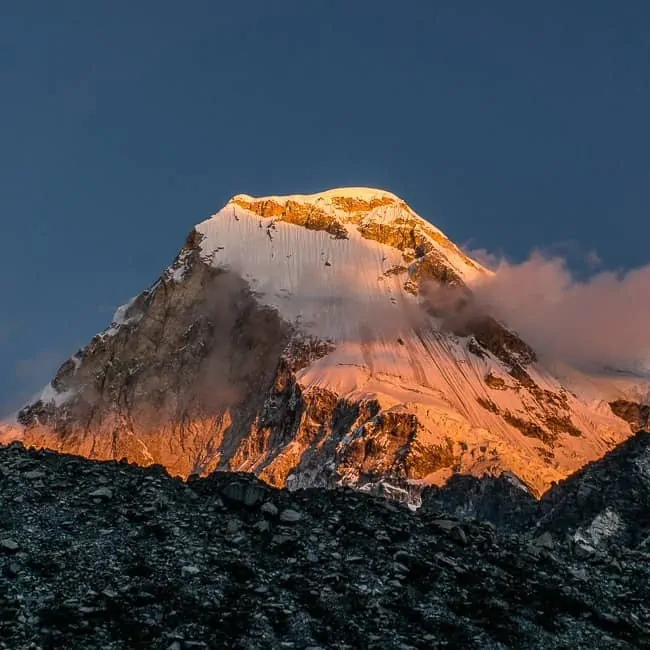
[11,188,649,497]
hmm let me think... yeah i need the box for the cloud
[465,247,500,271]
[469,252,650,370]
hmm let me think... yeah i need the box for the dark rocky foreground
[1,440,649,649]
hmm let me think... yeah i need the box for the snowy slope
[13,187,650,497]
[194,187,485,340]
[187,188,641,491]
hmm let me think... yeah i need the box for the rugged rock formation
[0,441,648,649]
[421,472,539,531]
[0,424,21,445]
[12,188,649,496]
[422,430,650,555]
[609,400,650,432]
[19,244,292,478]
[535,430,650,552]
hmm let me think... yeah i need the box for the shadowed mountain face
[535,430,650,550]
[422,430,650,553]
[11,189,649,497]
[609,400,650,432]
[19,245,293,479]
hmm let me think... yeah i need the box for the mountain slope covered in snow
[12,188,649,497]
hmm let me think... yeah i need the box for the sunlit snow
[191,189,638,491]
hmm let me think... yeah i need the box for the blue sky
[2,1,650,414]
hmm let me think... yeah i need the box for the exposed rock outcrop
[422,431,650,554]
[232,196,349,239]
[609,399,650,432]
[20,240,292,477]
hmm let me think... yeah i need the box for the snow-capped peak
[13,186,650,503]
[231,186,402,203]
[219,187,487,283]
[227,186,438,230]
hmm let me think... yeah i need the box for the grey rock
[23,470,46,480]
[254,519,271,533]
[261,501,279,517]
[89,487,113,499]
[450,525,468,546]
[0,539,19,553]
[533,531,555,549]
[279,508,302,523]
[221,481,267,507]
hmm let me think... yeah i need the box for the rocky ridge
[1,435,649,649]
[422,431,650,553]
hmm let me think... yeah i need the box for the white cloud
[471,252,650,370]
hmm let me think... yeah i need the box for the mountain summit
[13,188,647,497]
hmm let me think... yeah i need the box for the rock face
[535,430,650,552]
[13,187,650,496]
[609,400,650,432]
[19,233,293,478]
[420,473,539,532]
[0,424,21,445]
[422,430,650,554]
[0,441,648,649]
